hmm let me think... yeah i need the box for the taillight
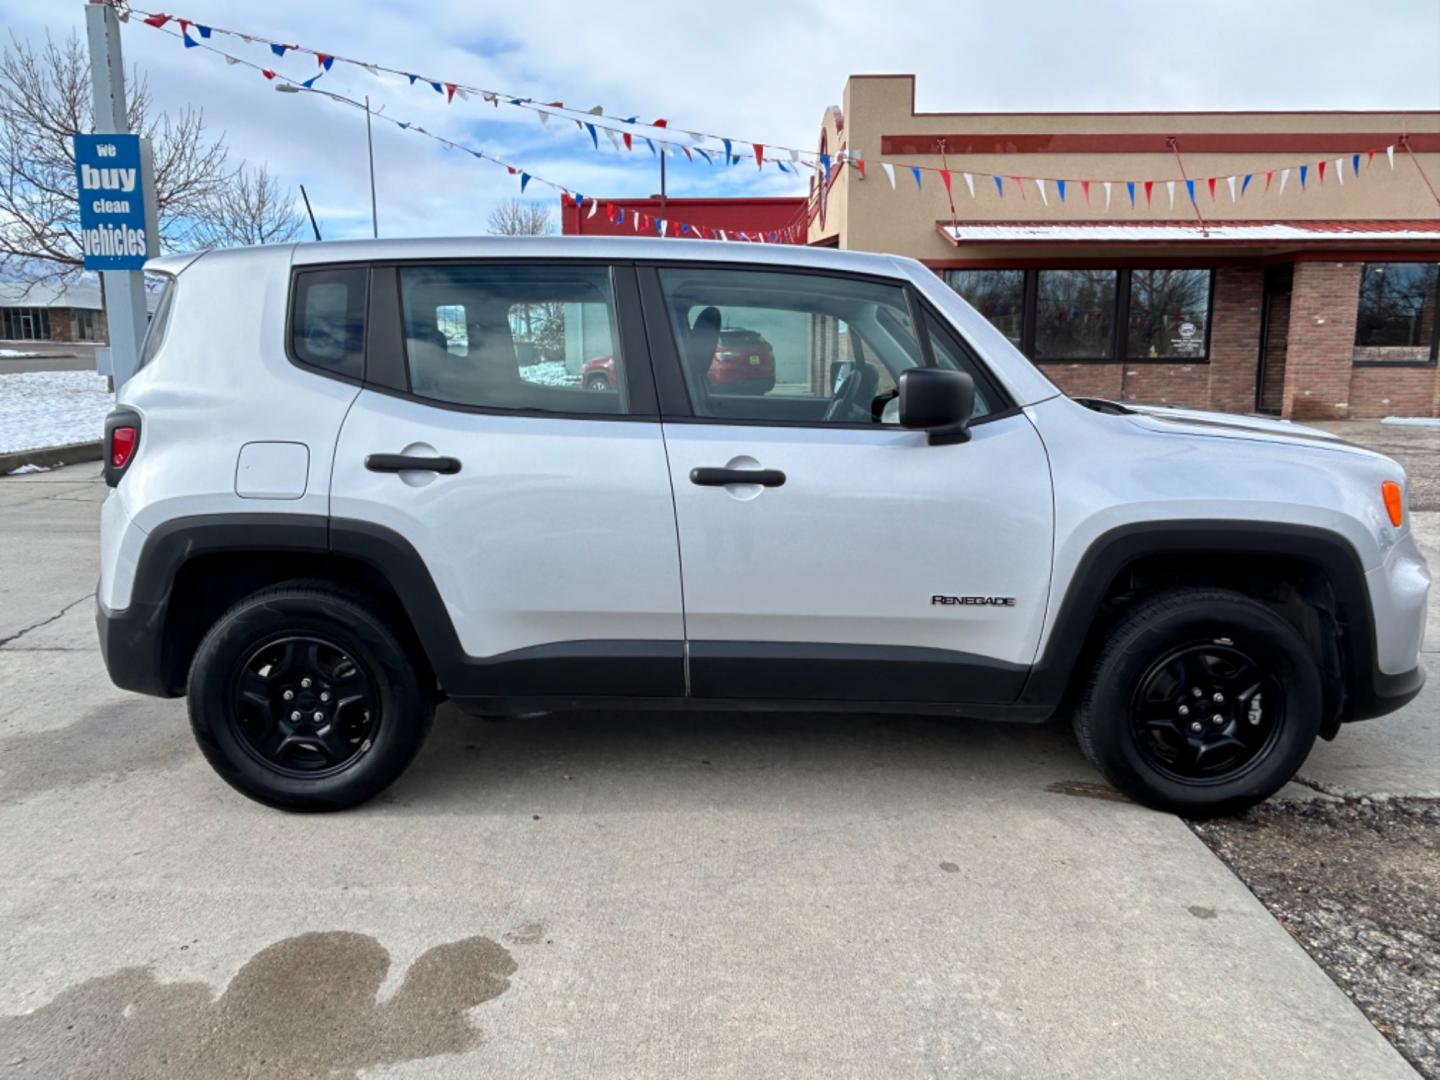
[111,426,137,468]
[103,409,142,487]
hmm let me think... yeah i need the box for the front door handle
[690,467,786,488]
[365,453,462,475]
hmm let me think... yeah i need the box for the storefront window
[1127,269,1212,360]
[1034,269,1116,360]
[1354,262,1439,363]
[944,269,1024,346]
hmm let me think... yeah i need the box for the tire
[584,374,611,391]
[1073,586,1323,818]
[187,582,433,811]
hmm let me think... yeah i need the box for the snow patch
[520,360,581,388]
[1381,416,1440,427]
[0,371,114,453]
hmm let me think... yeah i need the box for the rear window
[137,274,175,369]
[290,267,367,378]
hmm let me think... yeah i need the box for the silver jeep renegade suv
[96,237,1430,814]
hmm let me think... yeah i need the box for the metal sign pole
[84,0,148,387]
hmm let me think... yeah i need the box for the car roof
[150,236,922,281]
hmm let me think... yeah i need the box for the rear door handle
[365,453,462,475]
[689,467,786,488]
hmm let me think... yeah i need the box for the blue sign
[73,133,157,271]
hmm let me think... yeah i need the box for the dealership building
[797,77,1440,418]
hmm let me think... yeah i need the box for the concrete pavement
[0,462,1429,1079]
[0,340,97,375]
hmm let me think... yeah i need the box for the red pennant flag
[939,170,953,197]
[142,13,169,27]
[1264,170,1274,191]
[652,118,668,128]
[1081,180,1091,205]
[1011,176,1025,199]
[856,158,866,179]
[317,53,331,67]
[754,143,764,168]
[605,203,616,222]
[1317,159,1326,184]
[506,166,517,175]
[445,83,457,103]
[1367,148,1375,164]
[261,69,276,80]
[178,18,189,33]
[547,101,564,109]
[622,132,632,151]
[1143,180,1153,206]
[1207,177,1217,200]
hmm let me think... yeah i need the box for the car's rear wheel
[584,373,611,391]
[1073,587,1323,817]
[187,583,432,811]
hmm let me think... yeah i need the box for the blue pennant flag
[617,208,626,224]
[431,82,443,94]
[301,72,323,88]
[645,138,656,155]
[520,173,531,193]
[992,174,1003,196]
[585,123,598,149]
[182,33,198,48]
[1057,179,1066,202]
[1186,178,1196,203]
[196,24,211,38]
[820,153,831,181]
[407,74,419,84]
[270,43,289,57]
[1126,180,1136,207]
[509,98,523,105]
[722,138,732,161]
[680,223,691,235]
[1241,173,1252,196]
[912,166,923,189]
[695,148,713,164]
[471,150,484,159]
[768,231,777,243]
[573,194,584,209]
[1299,164,1308,188]
[1352,152,1361,175]
[319,55,334,70]
[397,121,411,129]
[624,116,637,124]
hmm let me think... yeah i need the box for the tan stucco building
[807,75,1440,418]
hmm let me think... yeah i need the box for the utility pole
[84,0,148,387]
[659,150,667,219]
[365,95,377,238]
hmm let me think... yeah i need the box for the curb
[0,441,103,475]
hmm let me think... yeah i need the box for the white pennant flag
[659,219,667,237]
[1103,181,1112,210]
[719,229,728,241]
[483,92,498,106]
[1035,178,1048,205]
[1335,157,1345,185]
[1279,168,1291,195]
[881,162,896,188]
[587,199,598,219]
[962,172,975,198]
[225,56,238,65]
[1386,145,1396,169]
[538,111,551,127]
[1166,180,1175,208]
[604,128,621,150]
[1226,175,1237,201]
[632,213,640,232]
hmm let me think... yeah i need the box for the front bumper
[1352,661,1427,721]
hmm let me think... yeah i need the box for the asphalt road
[0,340,98,374]
[0,434,1435,1079]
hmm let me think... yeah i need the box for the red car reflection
[582,329,776,395]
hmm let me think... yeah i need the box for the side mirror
[899,368,976,445]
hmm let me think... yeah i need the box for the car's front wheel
[1074,587,1323,817]
[187,583,433,811]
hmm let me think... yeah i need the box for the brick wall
[1348,365,1438,418]
[1282,260,1363,419]
[1206,265,1263,412]
[1119,364,1209,406]
[1035,362,1122,399]
[1258,292,1290,413]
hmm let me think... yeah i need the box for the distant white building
[0,280,160,344]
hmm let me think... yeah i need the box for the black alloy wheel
[233,635,380,776]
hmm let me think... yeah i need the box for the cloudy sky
[7,0,1440,242]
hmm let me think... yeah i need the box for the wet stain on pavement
[503,920,547,945]
[1187,905,1219,920]
[0,700,192,804]
[0,931,517,1079]
[1045,779,1130,803]
[938,862,960,873]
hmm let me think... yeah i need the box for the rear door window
[397,263,632,415]
[290,267,367,378]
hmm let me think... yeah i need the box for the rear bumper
[96,596,182,698]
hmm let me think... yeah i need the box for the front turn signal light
[1381,481,1404,527]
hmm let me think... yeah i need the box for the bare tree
[190,163,303,249]
[0,30,302,283]
[486,198,554,236]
